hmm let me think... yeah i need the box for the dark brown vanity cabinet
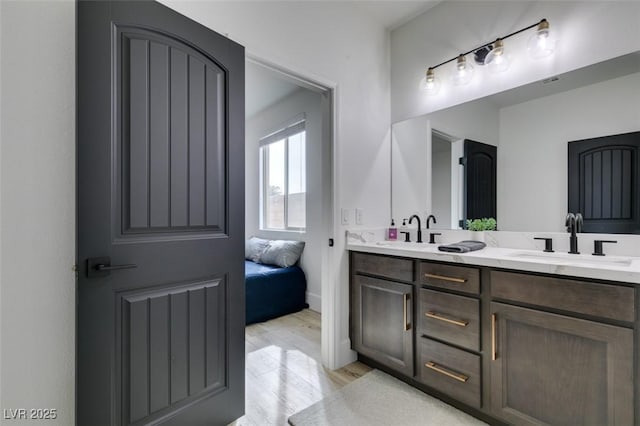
[350,253,414,376]
[490,271,635,425]
[349,251,638,425]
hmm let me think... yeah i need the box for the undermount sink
[376,240,418,247]
[508,250,633,267]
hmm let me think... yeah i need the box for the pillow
[245,237,270,262]
[259,239,305,268]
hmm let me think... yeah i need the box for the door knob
[86,257,137,278]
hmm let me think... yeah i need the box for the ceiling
[354,1,441,30]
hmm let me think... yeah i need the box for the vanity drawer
[419,262,480,294]
[419,289,480,351]
[491,271,635,322]
[352,252,413,282]
[418,337,481,409]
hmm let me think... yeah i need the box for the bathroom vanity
[348,242,639,425]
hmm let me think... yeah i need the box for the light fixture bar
[428,19,548,72]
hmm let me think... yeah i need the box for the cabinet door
[351,275,413,376]
[490,302,633,426]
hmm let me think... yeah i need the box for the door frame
[245,53,341,369]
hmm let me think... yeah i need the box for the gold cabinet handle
[424,273,467,283]
[425,361,469,383]
[491,313,497,361]
[403,293,411,331]
[425,311,468,327]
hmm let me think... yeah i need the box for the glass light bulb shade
[485,47,511,73]
[452,56,474,86]
[527,23,556,59]
[419,71,441,95]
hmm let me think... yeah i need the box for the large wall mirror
[391,51,640,233]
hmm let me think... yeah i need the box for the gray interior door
[463,139,497,224]
[568,131,640,233]
[77,1,245,424]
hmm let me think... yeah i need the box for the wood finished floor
[228,309,371,426]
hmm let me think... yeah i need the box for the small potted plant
[465,217,497,241]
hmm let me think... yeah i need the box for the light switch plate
[341,208,350,225]
[355,208,363,225]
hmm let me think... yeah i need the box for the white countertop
[347,240,640,284]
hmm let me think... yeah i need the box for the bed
[245,260,308,325]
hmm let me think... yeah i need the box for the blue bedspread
[245,260,308,325]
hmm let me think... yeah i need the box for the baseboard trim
[307,291,321,313]
[337,338,356,368]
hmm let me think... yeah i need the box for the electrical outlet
[355,208,363,225]
[341,208,350,225]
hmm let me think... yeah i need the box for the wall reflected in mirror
[391,51,640,233]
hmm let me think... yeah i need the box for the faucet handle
[534,237,554,253]
[593,240,617,256]
[429,232,441,244]
[400,231,411,243]
[575,213,584,233]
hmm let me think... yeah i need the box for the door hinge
[328,238,334,247]
[459,157,466,166]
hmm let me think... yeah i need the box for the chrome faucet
[409,214,423,243]
[565,212,583,254]
[426,214,437,229]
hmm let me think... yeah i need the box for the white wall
[432,136,451,229]
[246,88,325,312]
[498,72,640,232]
[391,116,429,221]
[427,97,500,146]
[0,1,76,424]
[391,1,640,123]
[160,0,392,368]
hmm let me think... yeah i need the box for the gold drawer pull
[403,293,411,331]
[425,311,468,327]
[424,273,466,283]
[425,361,469,383]
[491,313,497,361]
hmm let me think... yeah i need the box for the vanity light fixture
[420,18,554,94]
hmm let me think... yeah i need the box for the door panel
[490,302,633,425]
[117,26,227,235]
[77,1,244,425]
[351,275,414,376]
[118,279,227,424]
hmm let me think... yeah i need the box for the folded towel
[438,240,486,253]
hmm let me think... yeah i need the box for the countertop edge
[347,243,640,285]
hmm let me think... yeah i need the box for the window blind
[259,114,306,147]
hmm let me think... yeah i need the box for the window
[260,119,306,231]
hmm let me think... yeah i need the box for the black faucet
[426,214,437,229]
[409,214,423,243]
[565,213,583,254]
